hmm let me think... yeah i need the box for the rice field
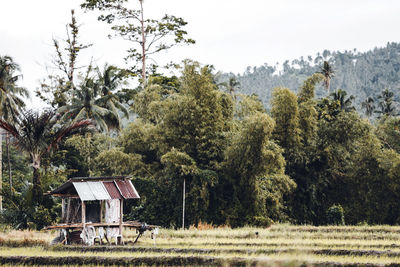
[2,224,400,266]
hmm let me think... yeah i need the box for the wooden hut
[46,176,154,245]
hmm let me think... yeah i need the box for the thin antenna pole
[182,178,185,229]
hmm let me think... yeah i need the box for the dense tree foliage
[90,62,295,227]
[3,4,400,230]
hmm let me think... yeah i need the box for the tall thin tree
[81,0,195,86]
[0,56,29,200]
[362,96,375,117]
[318,61,335,92]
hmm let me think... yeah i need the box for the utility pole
[182,178,185,229]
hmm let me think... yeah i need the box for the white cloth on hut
[105,199,121,244]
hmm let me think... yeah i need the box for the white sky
[1,0,400,108]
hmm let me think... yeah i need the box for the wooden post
[65,198,71,223]
[100,200,103,223]
[61,198,65,223]
[119,199,123,235]
[81,201,86,227]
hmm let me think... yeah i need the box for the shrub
[326,204,345,225]
[251,216,273,228]
[32,206,53,230]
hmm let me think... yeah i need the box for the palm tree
[376,89,396,117]
[225,77,240,100]
[0,56,29,119]
[58,65,128,132]
[318,61,335,92]
[361,96,375,117]
[330,89,355,112]
[0,110,93,204]
[0,56,30,201]
[96,64,129,129]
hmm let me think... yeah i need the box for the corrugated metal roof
[87,182,111,200]
[50,177,140,200]
[50,181,74,194]
[103,181,122,199]
[115,180,140,199]
[71,176,131,182]
[72,182,111,201]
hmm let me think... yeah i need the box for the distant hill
[223,42,400,111]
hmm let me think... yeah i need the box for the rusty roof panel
[115,180,140,199]
[72,182,111,201]
[103,181,122,199]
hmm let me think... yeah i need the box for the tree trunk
[32,158,42,205]
[6,133,11,191]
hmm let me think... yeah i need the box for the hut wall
[105,199,120,223]
[63,198,82,223]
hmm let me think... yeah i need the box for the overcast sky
[1,0,400,108]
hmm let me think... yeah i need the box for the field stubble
[1,224,400,266]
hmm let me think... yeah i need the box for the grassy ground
[1,224,400,266]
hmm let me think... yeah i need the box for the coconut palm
[224,77,240,100]
[318,61,335,92]
[0,110,93,204]
[375,89,396,117]
[0,56,30,197]
[96,64,129,128]
[0,56,29,119]
[330,89,355,112]
[361,96,375,117]
[58,65,128,132]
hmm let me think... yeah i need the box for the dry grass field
[1,224,400,266]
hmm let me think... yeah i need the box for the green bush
[326,204,345,225]
[251,216,273,228]
[32,206,53,230]
[0,183,56,230]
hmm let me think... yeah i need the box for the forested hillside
[227,42,400,111]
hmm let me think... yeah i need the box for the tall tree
[81,0,195,85]
[297,73,324,145]
[220,77,240,100]
[330,89,355,112]
[0,56,29,119]
[222,112,295,226]
[36,10,92,108]
[58,65,128,132]
[318,61,335,92]
[271,87,302,156]
[0,56,29,204]
[376,89,396,117]
[0,110,92,204]
[361,96,375,117]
